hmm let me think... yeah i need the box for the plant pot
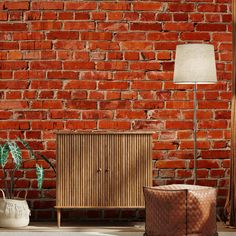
[0,189,30,228]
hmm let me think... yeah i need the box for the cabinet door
[57,134,101,207]
[104,133,152,207]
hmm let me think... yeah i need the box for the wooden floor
[0,222,235,234]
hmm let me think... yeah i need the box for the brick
[131,23,162,31]
[215,111,231,119]
[16,111,46,120]
[116,110,145,119]
[0,12,8,21]
[31,101,63,109]
[66,101,97,109]
[108,52,123,60]
[198,120,228,129]
[155,42,178,50]
[147,32,178,41]
[166,121,193,130]
[42,12,57,20]
[133,101,164,109]
[107,12,123,21]
[31,22,62,30]
[64,62,95,70]
[98,23,128,31]
[97,62,127,71]
[65,81,96,90]
[133,2,162,11]
[0,81,29,89]
[196,24,226,31]
[0,42,18,50]
[31,81,62,89]
[32,2,63,10]
[13,32,44,40]
[163,23,194,31]
[4,1,29,10]
[81,32,112,40]
[99,121,131,130]
[8,11,22,21]
[39,91,54,99]
[131,81,162,90]
[58,12,73,20]
[0,23,27,31]
[130,62,161,71]
[0,61,27,70]
[212,33,232,42]
[0,111,12,119]
[82,111,113,119]
[157,13,172,21]
[124,52,139,60]
[55,41,84,50]
[32,121,63,130]
[168,3,194,12]
[98,82,128,90]
[132,121,163,130]
[166,101,193,109]
[198,101,229,109]
[47,31,78,40]
[198,4,227,12]
[115,33,145,41]
[180,32,210,41]
[66,121,96,130]
[100,101,131,110]
[75,12,89,20]
[189,160,220,169]
[91,12,106,20]
[82,72,112,80]
[8,51,22,60]
[173,13,188,21]
[30,61,61,70]
[114,72,144,80]
[65,2,97,10]
[24,11,41,21]
[100,2,130,10]
[21,41,52,50]
[121,42,153,50]
[64,22,95,30]
[89,42,119,50]
[156,160,186,169]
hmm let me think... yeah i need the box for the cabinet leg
[57,209,61,228]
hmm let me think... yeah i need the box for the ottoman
[143,184,217,236]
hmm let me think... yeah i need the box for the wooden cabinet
[55,132,152,226]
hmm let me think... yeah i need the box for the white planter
[0,189,30,228]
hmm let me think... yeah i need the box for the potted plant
[0,137,56,228]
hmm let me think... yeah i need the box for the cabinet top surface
[56,131,154,135]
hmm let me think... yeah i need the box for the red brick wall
[0,0,232,220]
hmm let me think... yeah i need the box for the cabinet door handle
[97,168,102,172]
[105,169,110,172]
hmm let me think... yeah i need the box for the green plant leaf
[36,164,44,190]
[8,141,22,169]
[17,137,36,159]
[0,143,9,168]
[37,152,56,174]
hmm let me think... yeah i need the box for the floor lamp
[173,44,217,185]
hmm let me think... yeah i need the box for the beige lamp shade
[173,44,217,84]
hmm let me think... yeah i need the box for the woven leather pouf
[143,184,218,236]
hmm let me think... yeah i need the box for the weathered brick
[32,1,63,10]
[4,1,29,10]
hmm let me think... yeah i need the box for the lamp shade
[173,44,217,84]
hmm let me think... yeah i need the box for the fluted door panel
[56,132,152,208]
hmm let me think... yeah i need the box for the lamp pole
[193,82,197,185]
